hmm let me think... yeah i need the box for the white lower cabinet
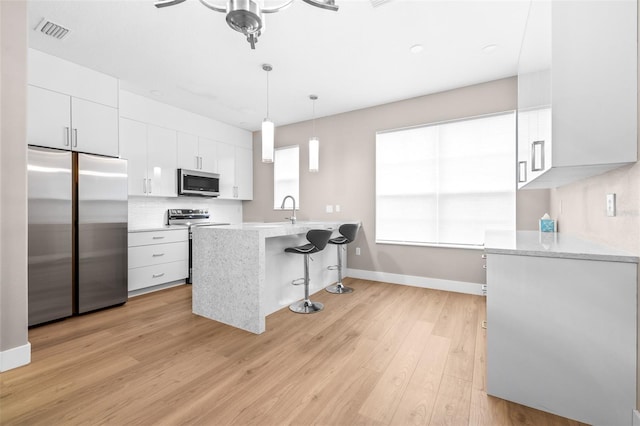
[486,250,637,426]
[128,229,188,292]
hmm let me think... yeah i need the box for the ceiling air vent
[34,18,70,40]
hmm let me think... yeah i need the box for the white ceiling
[27,0,531,131]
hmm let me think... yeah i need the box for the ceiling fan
[154,0,339,49]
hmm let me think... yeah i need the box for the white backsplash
[128,196,243,229]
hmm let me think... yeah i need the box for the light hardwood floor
[1,279,587,425]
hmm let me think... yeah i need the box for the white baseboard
[346,268,484,295]
[128,280,186,298]
[0,342,31,372]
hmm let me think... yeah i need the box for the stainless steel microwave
[177,169,220,197]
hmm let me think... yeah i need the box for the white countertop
[195,221,352,238]
[485,230,638,263]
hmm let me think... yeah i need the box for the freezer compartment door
[77,153,128,313]
[28,147,73,326]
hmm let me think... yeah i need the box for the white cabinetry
[128,228,188,292]
[27,85,118,157]
[218,142,253,200]
[517,1,637,189]
[177,132,218,173]
[485,231,638,425]
[120,118,177,197]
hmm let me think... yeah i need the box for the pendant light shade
[262,64,274,163]
[262,119,274,163]
[308,94,319,172]
[309,136,319,172]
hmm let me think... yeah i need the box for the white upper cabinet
[27,49,119,157]
[120,118,177,197]
[27,85,119,157]
[197,137,219,174]
[517,0,637,189]
[217,143,253,200]
[177,132,218,173]
[119,90,252,199]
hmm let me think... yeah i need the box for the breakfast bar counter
[192,221,346,334]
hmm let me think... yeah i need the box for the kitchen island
[192,221,350,334]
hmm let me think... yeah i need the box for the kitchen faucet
[281,195,297,224]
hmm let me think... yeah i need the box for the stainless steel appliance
[177,169,220,197]
[28,146,128,326]
[167,209,228,283]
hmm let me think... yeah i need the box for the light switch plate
[335,205,341,212]
[326,205,333,213]
[606,193,616,217]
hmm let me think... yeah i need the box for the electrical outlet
[606,193,616,217]
[335,205,341,212]
[355,247,361,256]
[326,205,333,213]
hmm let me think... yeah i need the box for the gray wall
[244,77,549,285]
[0,1,29,361]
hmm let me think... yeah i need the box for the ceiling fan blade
[199,0,227,13]
[302,0,339,11]
[154,0,187,8]
[262,0,294,14]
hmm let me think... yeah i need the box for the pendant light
[262,64,274,163]
[309,95,319,172]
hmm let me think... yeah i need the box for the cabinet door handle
[143,179,147,194]
[152,272,165,278]
[152,236,165,240]
[198,156,203,169]
[518,161,527,182]
[148,179,152,194]
[531,140,545,172]
[64,127,70,146]
[72,128,78,148]
[152,253,165,257]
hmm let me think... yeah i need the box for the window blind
[376,112,516,247]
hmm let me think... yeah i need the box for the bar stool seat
[326,223,359,294]
[285,229,333,314]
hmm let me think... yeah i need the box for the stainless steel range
[167,209,229,284]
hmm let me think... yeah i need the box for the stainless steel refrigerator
[28,146,128,326]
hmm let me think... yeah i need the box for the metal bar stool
[285,229,333,314]
[325,223,359,294]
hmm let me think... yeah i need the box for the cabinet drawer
[128,260,187,291]
[128,229,187,247]
[128,241,188,269]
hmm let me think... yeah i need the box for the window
[376,112,516,247]
[274,145,299,209]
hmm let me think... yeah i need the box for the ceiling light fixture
[309,95,319,173]
[154,0,339,49]
[262,64,274,164]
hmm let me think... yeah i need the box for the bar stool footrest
[291,278,306,286]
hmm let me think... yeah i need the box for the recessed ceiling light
[482,44,498,54]
[410,44,424,54]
